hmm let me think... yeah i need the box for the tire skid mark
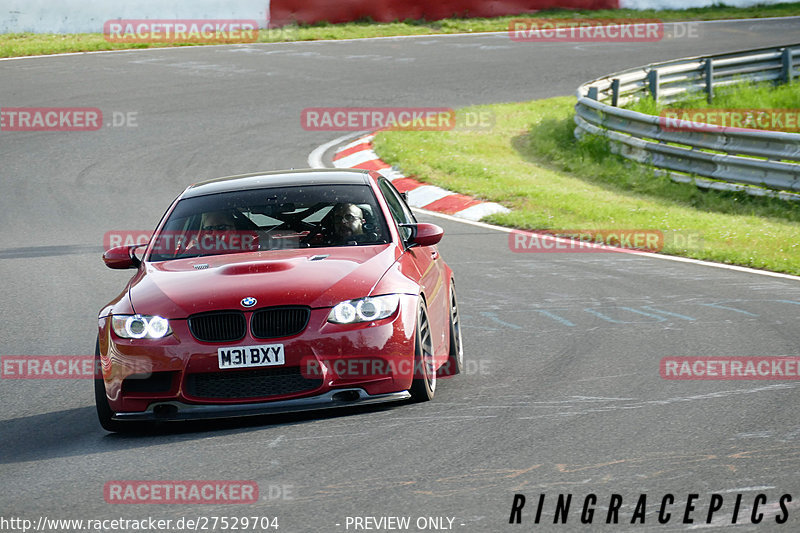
[282,444,799,503]
[517,384,798,419]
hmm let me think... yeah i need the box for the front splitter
[113,388,411,422]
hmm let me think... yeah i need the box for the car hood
[127,245,400,318]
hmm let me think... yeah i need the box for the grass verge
[627,79,800,132]
[2,3,800,58]
[372,97,800,275]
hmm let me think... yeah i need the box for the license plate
[218,344,285,369]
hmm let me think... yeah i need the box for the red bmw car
[96,169,463,432]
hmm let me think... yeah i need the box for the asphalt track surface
[2,17,800,533]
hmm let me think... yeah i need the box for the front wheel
[439,283,464,377]
[409,301,436,402]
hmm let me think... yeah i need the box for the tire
[409,301,436,402]
[94,338,135,433]
[441,283,464,376]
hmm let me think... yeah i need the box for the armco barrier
[269,0,617,26]
[574,44,800,195]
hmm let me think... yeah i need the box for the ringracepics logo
[509,19,663,42]
[508,492,793,525]
[104,20,259,43]
[660,108,800,133]
[104,481,259,504]
[661,357,800,380]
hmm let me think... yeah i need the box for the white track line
[3,17,799,62]
[332,149,381,168]
[416,208,800,282]
[330,133,510,221]
[307,131,366,169]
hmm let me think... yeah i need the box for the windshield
[147,184,390,261]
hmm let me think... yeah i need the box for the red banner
[270,0,619,26]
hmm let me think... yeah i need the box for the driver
[327,203,365,244]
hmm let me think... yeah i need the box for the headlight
[328,295,400,324]
[111,314,171,339]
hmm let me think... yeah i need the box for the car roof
[182,168,373,198]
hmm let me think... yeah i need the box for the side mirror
[103,245,141,269]
[407,223,444,247]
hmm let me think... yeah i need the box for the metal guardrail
[574,44,800,194]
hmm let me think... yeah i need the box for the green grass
[628,79,800,131]
[3,3,800,58]
[372,98,800,275]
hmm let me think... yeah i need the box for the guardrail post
[574,45,800,195]
[781,48,794,84]
[611,79,620,107]
[647,70,659,102]
[704,58,714,103]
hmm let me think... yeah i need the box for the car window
[148,184,390,261]
[378,179,416,241]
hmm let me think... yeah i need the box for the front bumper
[98,295,420,416]
[113,388,411,422]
